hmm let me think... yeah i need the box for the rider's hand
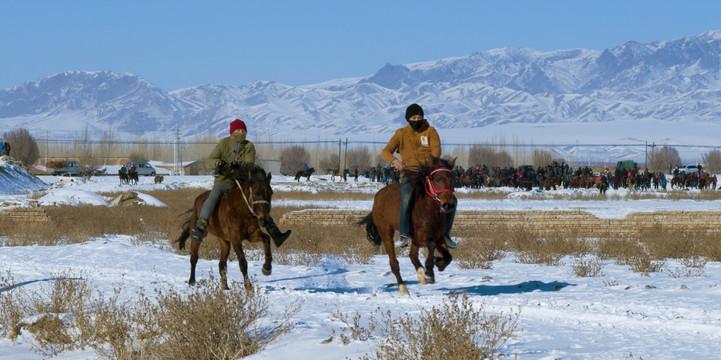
[392,159,404,171]
[216,160,227,168]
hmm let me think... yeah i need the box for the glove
[232,160,241,166]
[215,160,227,168]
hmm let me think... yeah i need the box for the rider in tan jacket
[381,104,457,249]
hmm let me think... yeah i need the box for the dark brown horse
[294,167,315,182]
[359,157,455,296]
[176,164,275,290]
[118,169,129,185]
[128,170,139,185]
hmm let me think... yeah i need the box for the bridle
[424,167,454,206]
[234,178,270,219]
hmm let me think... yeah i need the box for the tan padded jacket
[381,121,441,174]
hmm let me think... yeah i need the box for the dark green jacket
[206,136,256,184]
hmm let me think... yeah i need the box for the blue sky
[1,0,719,91]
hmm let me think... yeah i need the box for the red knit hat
[229,119,247,134]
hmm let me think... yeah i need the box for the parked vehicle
[48,160,81,176]
[673,164,700,174]
[125,161,156,176]
[616,160,636,170]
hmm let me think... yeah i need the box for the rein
[424,167,454,206]
[234,178,270,219]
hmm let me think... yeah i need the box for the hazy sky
[2,0,719,90]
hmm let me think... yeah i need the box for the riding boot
[264,217,291,247]
[191,219,208,244]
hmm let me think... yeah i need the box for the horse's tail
[358,212,381,246]
[175,210,193,250]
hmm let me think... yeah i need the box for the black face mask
[408,119,425,131]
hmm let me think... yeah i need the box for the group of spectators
[0,141,10,156]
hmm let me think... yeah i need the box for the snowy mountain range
[1,30,721,148]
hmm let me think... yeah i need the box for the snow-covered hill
[1,31,721,154]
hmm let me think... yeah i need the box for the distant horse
[596,176,608,195]
[128,170,139,185]
[294,167,315,182]
[176,164,275,290]
[118,169,129,185]
[325,168,346,182]
[358,157,455,296]
[154,175,164,184]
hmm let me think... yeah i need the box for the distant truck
[616,160,636,170]
[48,160,82,176]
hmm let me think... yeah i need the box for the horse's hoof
[399,284,409,296]
[417,267,428,285]
[262,267,272,276]
[424,274,435,284]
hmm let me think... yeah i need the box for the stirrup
[395,235,409,248]
[444,235,458,249]
[191,220,207,243]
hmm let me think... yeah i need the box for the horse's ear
[449,157,457,168]
[267,172,272,184]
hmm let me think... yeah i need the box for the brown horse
[154,175,164,184]
[294,167,314,182]
[128,170,139,185]
[176,164,274,290]
[118,170,129,185]
[359,157,455,296]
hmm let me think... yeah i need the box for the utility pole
[343,137,348,170]
[338,139,342,169]
[174,128,180,175]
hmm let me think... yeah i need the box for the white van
[673,164,700,174]
[126,161,157,176]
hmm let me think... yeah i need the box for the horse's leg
[420,233,438,285]
[261,233,272,276]
[188,241,200,286]
[434,246,453,272]
[409,243,428,285]
[231,240,252,291]
[380,226,407,295]
[218,239,231,290]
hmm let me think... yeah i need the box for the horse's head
[225,164,274,222]
[408,157,456,213]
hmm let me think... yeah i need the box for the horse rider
[191,118,291,247]
[381,103,458,249]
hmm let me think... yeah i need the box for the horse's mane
[403,157,453,190]
[225,164,267,183]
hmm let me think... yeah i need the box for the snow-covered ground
[2,158,721,359]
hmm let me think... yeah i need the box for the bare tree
[2,128,40,167]
[648,145,681,173]
[345,146,371,171]
[493,151,514,168]
[701,149,721,174]
[467,144,497,167]
[280,145,310,173]
[531,149,554,167]
[320,154,340,171]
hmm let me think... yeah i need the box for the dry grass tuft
[0,269,302,359]
[359,292,519,360]
[572,256,605,277]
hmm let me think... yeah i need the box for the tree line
[3,127,720,175]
